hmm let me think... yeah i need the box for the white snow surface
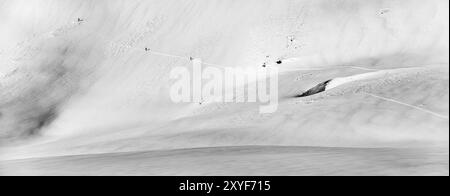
[0,0,448,175]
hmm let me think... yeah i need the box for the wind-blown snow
[0,0,448,175]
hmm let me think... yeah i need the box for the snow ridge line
[125,42,381,72]
[340,66,380,71]
[141,48,382,72]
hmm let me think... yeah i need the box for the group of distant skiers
[75,14,289,69]
[261,55,283,68]
[141,50,283,68]
[142,35,293,68]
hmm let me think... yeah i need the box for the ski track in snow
[364,92,449,120]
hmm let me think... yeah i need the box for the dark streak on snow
[34,108,58,134]
[0,43,84,141]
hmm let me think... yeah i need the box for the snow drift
[0,0,448,163]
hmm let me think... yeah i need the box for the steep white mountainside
[0,0,448,175]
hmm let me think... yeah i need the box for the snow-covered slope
[0,0,448,175]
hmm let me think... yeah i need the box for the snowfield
[0,0,448,175]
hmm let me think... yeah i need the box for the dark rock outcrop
[297,79,333,97]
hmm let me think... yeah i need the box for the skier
[262,55,270,67]
[287,35,295,48]
[189,56,194,61]
[77,18,84,22]
[145,48,150,52]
